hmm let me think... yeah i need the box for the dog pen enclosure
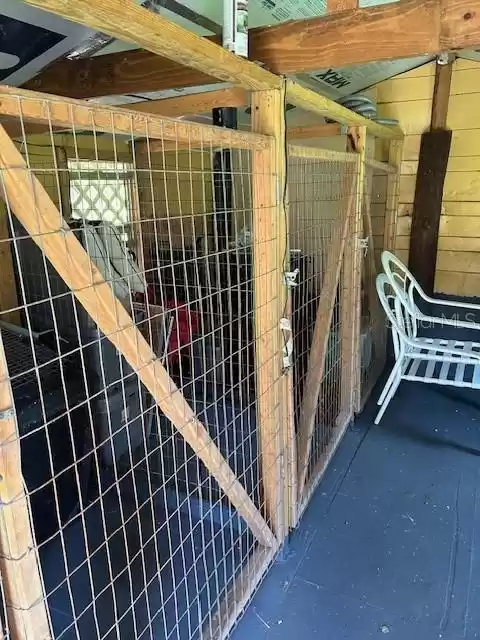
[0,23,403,640]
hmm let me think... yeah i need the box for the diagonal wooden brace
[297,176,357,497]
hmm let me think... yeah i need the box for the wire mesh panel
[287,148,359,512]
[359,162,392,409]
[0,89,282,640]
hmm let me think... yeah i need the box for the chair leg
[374,372,402,425]
[377,359,403,406]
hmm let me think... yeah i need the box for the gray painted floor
[233,379,480,640]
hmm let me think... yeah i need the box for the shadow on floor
[234,378,480,640]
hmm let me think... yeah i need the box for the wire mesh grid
[286,151,358,508]
[359,166,389,408]
[0,93,281,640]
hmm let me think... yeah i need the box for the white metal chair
[375,257,480,424]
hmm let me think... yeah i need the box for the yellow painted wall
[375,58,480,297]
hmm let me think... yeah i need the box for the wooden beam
[409,58,453,294]
[286,81,403,140]
[431,60,454,130]
[289,144,357,163]
[25,44,222,99]
[440,0,480,50]
[128,88,248,118]
[0,86,267,150]
[328,0,358,12]
[0,123,276,549]
[347,126,366,413]
[297,174,357,497]
[0,333,51,639]
[23,0,280,91]
[251,86,288,540]
[365,158,397,174]
[409,130,452,295]
[288,123,342,141]
[24,0,480,100]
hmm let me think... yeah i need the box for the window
[68,159,134,234]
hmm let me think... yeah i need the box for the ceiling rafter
[23,0,480,100]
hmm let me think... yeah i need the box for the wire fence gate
[359,154,402,410]
[0,87,287,640]
[0,85,402,640]
[286,146,360,515]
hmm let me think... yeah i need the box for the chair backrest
[381,251,428,327]
[376,273,417,356]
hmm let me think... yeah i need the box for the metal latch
[283,268,299,288]
[280,317,293,371]
[359,237,369,255]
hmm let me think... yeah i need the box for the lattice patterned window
[68,159,134,235]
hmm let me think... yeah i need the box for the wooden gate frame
[0,4,404,638]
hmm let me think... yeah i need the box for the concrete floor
[233,379,480,640]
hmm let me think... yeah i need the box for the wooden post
[0,332,51,639]
[251,84,290,540]
[409,58,453,295]
[347,126,367,413]
[0,124,275,549]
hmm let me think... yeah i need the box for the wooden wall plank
[0,124,276,549]
[435,270,480,296]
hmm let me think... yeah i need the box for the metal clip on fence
[280,317,294,371]
[359,237,369,256]
[283,268,299,288]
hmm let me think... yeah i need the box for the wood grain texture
[327,0,358,12]
[288,144,358,163]
[25,0,480,99]
[128,88,247,117]
[251,0,440,74]
[23,0,280,91]
[251,87,288,540]
[431,60,453,130]
[408,129,452,294]
[25,46,221,99]
[0,86,268,150]
[440,0,480,49]
[287,123,342,140]
[0,124,276,549]
[0,336,50,639]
